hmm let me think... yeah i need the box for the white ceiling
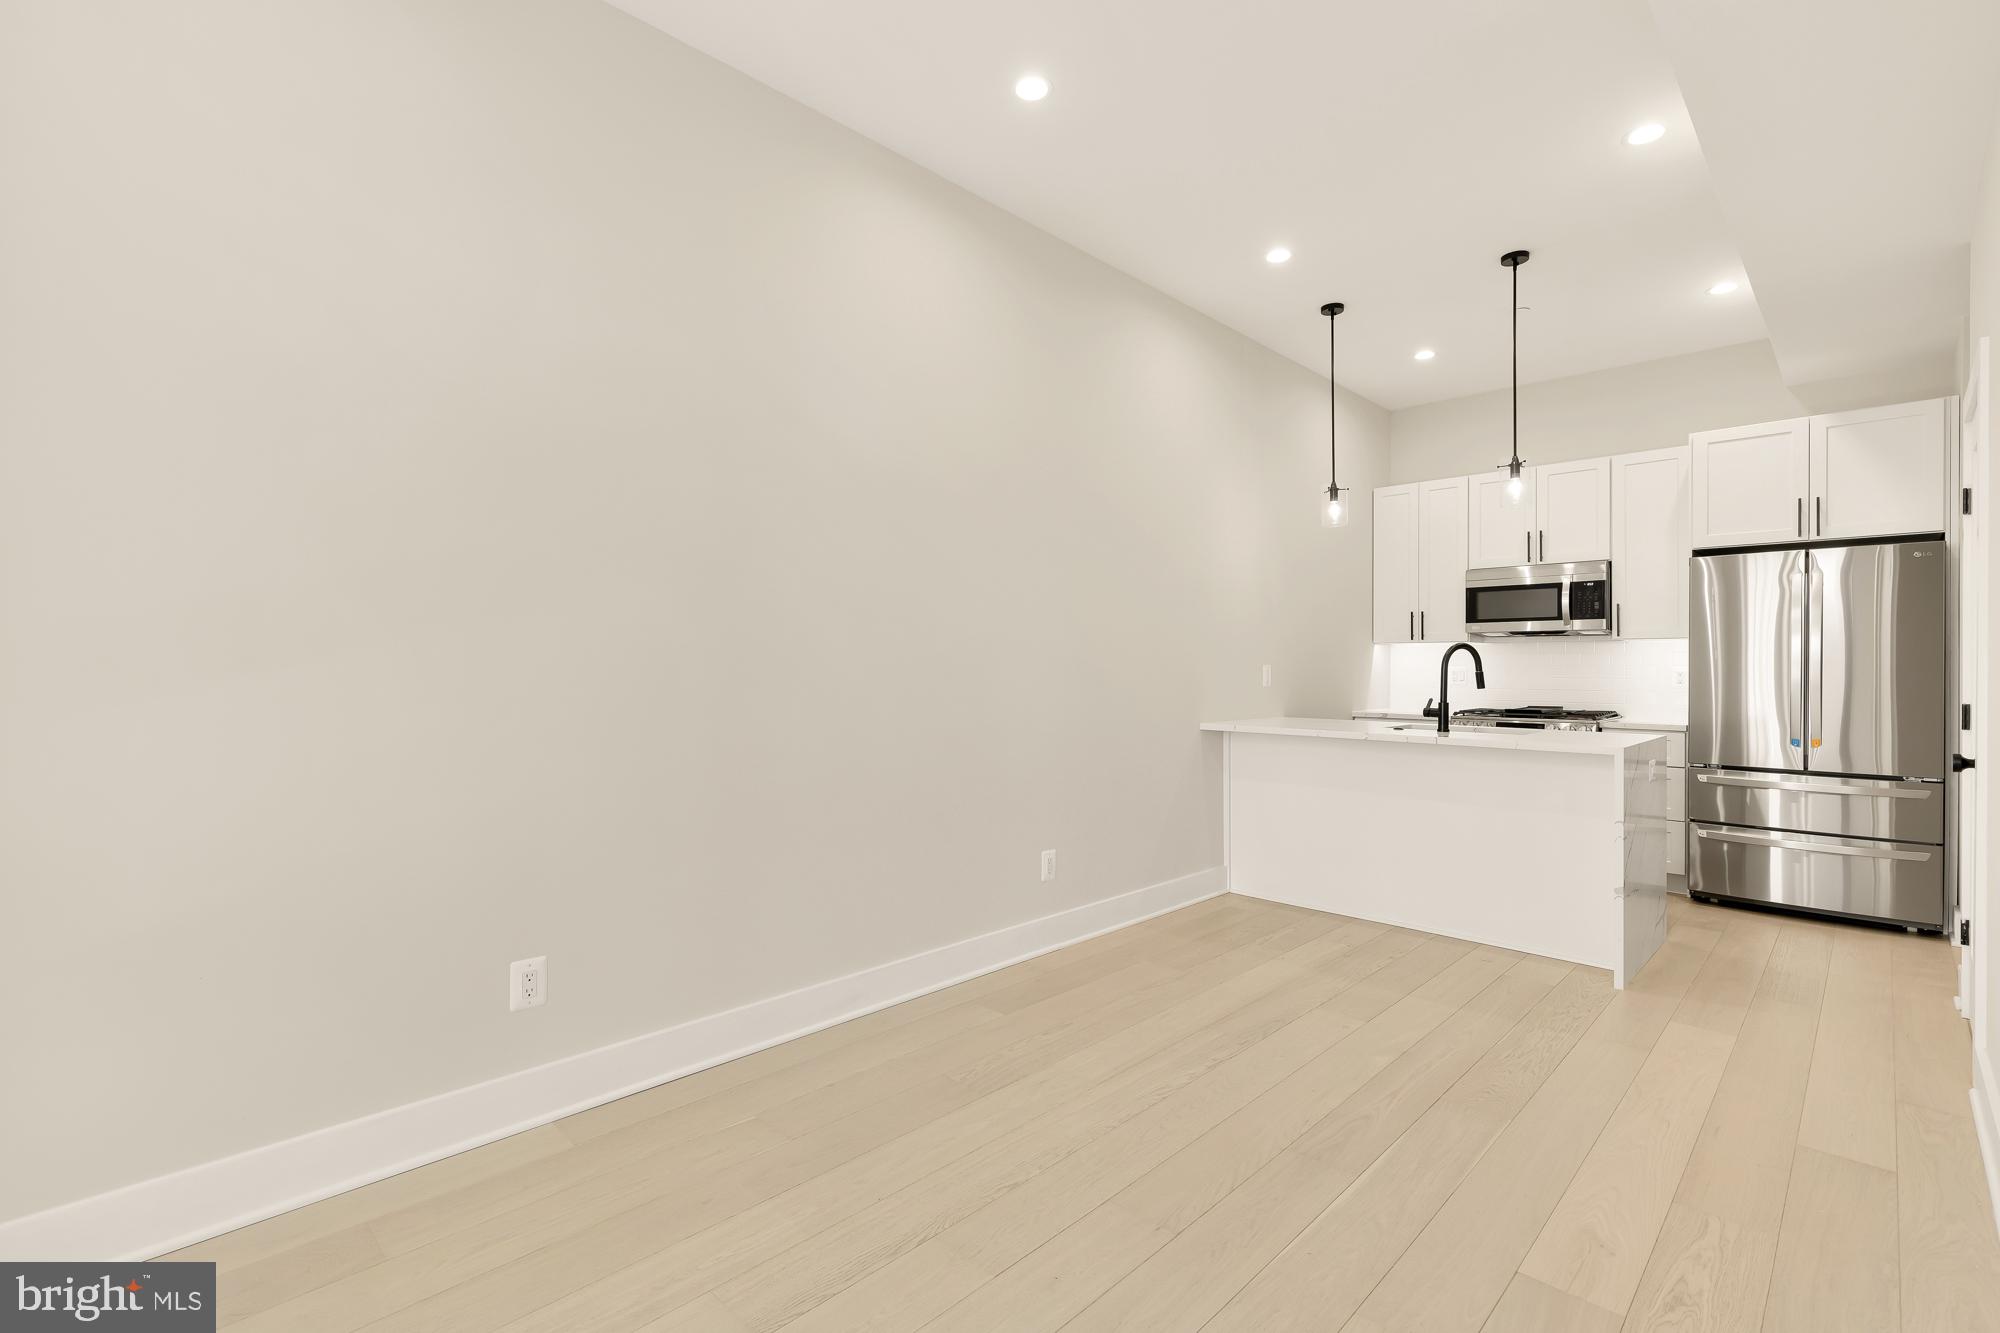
[611,0,1992,412]
[1649,0,2000,407]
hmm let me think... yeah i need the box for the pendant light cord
[1329,309,1338,495]
[1511,259,1519,470]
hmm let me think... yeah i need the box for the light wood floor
[171,894,2000,1331]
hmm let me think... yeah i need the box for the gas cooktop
[1451,706,1621,732]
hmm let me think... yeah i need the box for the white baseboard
[1973,1047,2000,1235]
[0,867,1223,1262]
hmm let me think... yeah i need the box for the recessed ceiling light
[1014,74,1050,102]
[1414,348,1436,361]
[1265,246,1292,265]
[1625,122,1666,146]
[1707,279,1740,296]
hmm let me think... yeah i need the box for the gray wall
[0,0,1387,1221]
[1388,340,1835,484]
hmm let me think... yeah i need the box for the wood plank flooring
[166,893,2000,1331]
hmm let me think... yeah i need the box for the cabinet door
[1809,398,1948,540]
[1417,476,1469,640]
[1690,417,1808,548]
[1535,457,1611,563]
[1372,485,1419,642]
[1467,468,1536,567]
[1610,446,1691,638]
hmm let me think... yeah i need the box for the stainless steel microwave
[1465,560,1612,637]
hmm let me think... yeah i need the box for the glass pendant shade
[1321,488,1349,528]
[1504,460,1524,504]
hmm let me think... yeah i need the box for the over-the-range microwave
[1464,560,1612,637]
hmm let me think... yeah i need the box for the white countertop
[1349,709,1687,734]
[1203,716,1669,755]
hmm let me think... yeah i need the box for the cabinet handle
[1525,532,1531,562]
[1409,611,1415,641]
[1815,496,1822,536]
[1797,497,1803,537]
[1616,603,1622,637]
[1420,610,1426,639]
[1539,529,1546,561]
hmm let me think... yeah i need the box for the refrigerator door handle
[1692,826,1934,862]
[1693,772,1935,798]
[1808,556,1824,759]
[1782,553,1807,766]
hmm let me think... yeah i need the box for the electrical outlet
[1675,670,1687,686]
[1261,664,1272,688]
[1040,850,1057,882]
[509,956,546,1012]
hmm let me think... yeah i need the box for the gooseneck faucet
[1435,642,1486,735]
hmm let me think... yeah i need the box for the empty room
[8,1,2000,1330]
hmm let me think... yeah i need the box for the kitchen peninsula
[1202,718,1679,985]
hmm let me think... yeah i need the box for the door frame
[1961,339,1989,1033]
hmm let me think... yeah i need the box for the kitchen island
[1202,718,1679,986]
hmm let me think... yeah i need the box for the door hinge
[1964,487,1974,516]
[1961,919,1971,946]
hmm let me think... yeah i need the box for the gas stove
[1450,706,1621,733]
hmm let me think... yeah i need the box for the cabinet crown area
[1368,396,1954,646]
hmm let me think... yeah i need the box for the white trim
[1975,1047,2000,1235]
[0,867,1223,1262]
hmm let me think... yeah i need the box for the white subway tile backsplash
[1374,639,1688,725]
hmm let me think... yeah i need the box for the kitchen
[1210,255,1960,987]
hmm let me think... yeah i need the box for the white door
[1690,417,1809,547]
[1417,476,1469,641]
[1467,468,1536,568]
[1959,346,1988,1041]
[1810,398,1949,541]
[1610,446,1691,638]
[1372,484,1419,643]
[1535,456,1612,563]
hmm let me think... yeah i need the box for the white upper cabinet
[1610,446,1691,638]
[1809,398,1948,540]
[1417,476,1469,641]
[1534,456,1612,563]
[1690,399,1949,549]
[1467,468,1536,567]
[1373,484,1420,643]
[1690,417,1810,547]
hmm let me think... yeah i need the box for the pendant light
[1319,301,1348,528]
[1497,249,1530,504]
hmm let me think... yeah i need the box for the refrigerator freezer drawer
[1686,769,1944,843]
[1688,822,1944,928]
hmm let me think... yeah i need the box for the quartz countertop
[1349,709,1687,733]
[1204,717,1669,755]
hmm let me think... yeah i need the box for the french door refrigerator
[1688,538,1948,930]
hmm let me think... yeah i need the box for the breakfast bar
[1202,717,1679,985]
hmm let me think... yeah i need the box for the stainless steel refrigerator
[1687,538,1948,930]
